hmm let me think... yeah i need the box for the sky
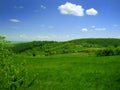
[0,0,120,41]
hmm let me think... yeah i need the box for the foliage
[2,36,120,89]
[96,48,120,56]
[69,38,120,47]
[12,41,57,54]
[11,38,120,56]
[0,36,37,90]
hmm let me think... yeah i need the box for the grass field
[14,55,120,90]
[1,37,120,90]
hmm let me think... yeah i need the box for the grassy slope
[11,38,120,90]
[14,55,120,90]
[12,38,120,56]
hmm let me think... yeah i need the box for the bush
[114,48,120,55]
[0,36,37,90]
[96,49,112,56]
[96,48,120,56]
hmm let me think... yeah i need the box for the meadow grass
[14,55,120,90]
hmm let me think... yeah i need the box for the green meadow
[15,55,120,90]
[1,37,120,90]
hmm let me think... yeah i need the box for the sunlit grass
[14,55,120,90]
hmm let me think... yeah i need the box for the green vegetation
[96,47,120,56]
[0,36,36,90]
[69,38,120,47]
[12,38,120,56]
[1,37,120,90]
[14,55,120,90]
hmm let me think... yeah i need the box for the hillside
[12,38,120,56]
[1,37,120,90]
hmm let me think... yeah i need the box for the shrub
[96,48,113,56]
[0,36,37,90]
[114,48,120,55]
[96,48,120,56]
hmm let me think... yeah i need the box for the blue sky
[0,0,120,41]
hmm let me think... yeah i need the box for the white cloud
[95,28,106,31]
[40,5,46,9]
[58,2,84,16]
[81,28,88,32]
[86,8,98,16]
[10,19,21,23]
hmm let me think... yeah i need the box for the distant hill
[11,38,120,56]
[68,38,120,47]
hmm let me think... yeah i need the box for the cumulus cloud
[86,8,98,16]
[10,19,21,23]
[81,28,88,32]
[58,2,84,16]
[95,28,106,31]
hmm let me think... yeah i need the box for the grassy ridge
[69,38,120,47]
[12,38,120,56]
[15,55,120,90]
